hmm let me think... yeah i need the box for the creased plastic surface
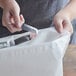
[0,27,70,76]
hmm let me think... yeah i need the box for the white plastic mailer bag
[0,27,70,76]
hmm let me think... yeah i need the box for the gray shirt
[0,0,70,37]
[17,0,69,29]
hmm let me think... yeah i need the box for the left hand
[53,11,73,34]
[1,0,25,33]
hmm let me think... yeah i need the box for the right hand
[1,0,25,33]
[53,10,73,34]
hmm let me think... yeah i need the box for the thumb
[54,19,63,33]
[63,20,73,34]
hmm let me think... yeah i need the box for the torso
[0,0,69,37]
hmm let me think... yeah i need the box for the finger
[2,11,17,33]
[10,14,25,26]
[3,16,21,33]
[53,19,63,33]
[20,14,25,24]
[20,14,25,22]
[2,11,11,27]
[19,14,25,30]
[63,20,73,34]
[12,11,21,28]
[10,16,22,33]
[6,24,14,33]
[10,16,15,24]
[2,11,22,33]
[7,24,22,33]
[7,15,24,33]
[30,32,36,39]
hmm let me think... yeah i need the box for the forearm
[59,0,76,21]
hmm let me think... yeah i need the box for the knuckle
[2,22,7,27]
[17,29,22,32]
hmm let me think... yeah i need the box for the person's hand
[1,0,25,33]
[53,11,73,34]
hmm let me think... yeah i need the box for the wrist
[0,0,15,9]
[58,9,72,21]
[61,0,76,21]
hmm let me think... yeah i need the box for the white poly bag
[0,27,70,76]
